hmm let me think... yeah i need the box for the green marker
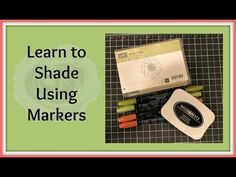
[117,92,172,113]
[118,98,137,106]
[117,91,203,113]
[118,92,171,107]
[117,105,135,113]
[190,91,202,98]
[185,85,203,93]
[118,85,203,106]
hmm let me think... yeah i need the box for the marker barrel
[117,93,171,113]
[119,116,164,129]
[117,100,163,113]
[117,91,202,113]
[118,85,203,106]
[118,110,162,123]
[118,91,171,106]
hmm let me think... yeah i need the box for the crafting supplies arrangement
[117,85,203,128]
[115,38,215,140]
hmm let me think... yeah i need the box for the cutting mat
[105,34,223,143]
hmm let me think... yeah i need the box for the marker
[118,97,204,129]
[118,92,171,107]
[185,85,203,93]
[191,91,202,98]
[118,97,204,122]
[118,85,203,106]
[117,91,203,113]
[118,110,162,123]
[117,98,167,113]
[119,116,164,129]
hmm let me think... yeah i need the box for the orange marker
[118,110,163,123]
[118,114,137,123]
[119,117,164,129]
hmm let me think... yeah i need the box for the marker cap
[190,91,202,98]
[117,105,135,113]
[118,114,137,123]
[118,98,137,106]
[119,121,138,128]
[185,85,203,93]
